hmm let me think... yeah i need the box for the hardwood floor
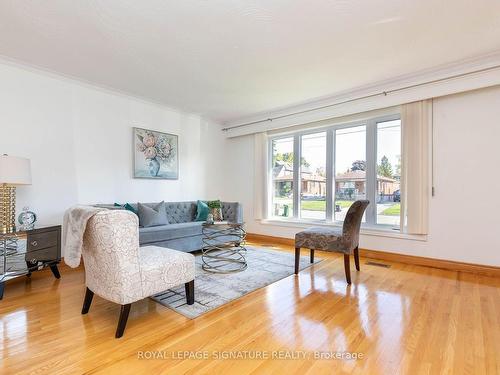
[1,240,499,374]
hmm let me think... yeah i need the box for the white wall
[210,86,500,266]
[0,61,207,225]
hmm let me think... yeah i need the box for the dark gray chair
[294,200,370,284]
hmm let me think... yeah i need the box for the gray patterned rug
[151,246,321,319]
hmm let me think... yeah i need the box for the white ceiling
[1,0,500,123]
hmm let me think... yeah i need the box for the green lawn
[274,198,401,217]
[301,200,325,211]
[336,200,353,208]
[300,200,354,211]
[381,203,400,216]
[274,198,357,212]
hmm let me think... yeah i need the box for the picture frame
[133,127,179,179]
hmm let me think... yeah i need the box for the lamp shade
[0,154,32,185]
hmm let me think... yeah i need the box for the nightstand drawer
[28,231,58,251]
[25,246,59,262]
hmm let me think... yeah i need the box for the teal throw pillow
[195,200,209,221]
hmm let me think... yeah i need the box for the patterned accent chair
[80,210,196,338]
[294,200,370,284]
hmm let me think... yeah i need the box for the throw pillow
[137,201,168,227]
[195,200,209,221]
[114,202,138,215]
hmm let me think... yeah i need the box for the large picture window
[269,114,402,230]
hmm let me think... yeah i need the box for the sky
[273,120,401,175]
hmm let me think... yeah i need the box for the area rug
[151,246,322,318]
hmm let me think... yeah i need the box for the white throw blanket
[63,205,105,268]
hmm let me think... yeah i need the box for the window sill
[258,218,427,242]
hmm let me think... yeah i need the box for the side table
[1,225,61,299]
[201,222,247,273]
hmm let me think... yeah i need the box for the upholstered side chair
[294,200,370,284]
[80,210,195,338]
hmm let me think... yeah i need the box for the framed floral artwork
[133,127,178,179]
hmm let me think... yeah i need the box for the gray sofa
[96,201,242,253]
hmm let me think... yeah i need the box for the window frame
[298,130,328,221]
[267,113,402,231]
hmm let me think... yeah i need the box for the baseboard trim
[247,233,296,247]
[246,233,500,277]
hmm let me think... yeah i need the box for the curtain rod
[222,64,500,132]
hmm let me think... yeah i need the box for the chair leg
[81,287,94,314]
[185,280,194,305]
[294,247,300,274]
[344,254,351,284]
[310,249,315,263]
[354,246,360,271]
[115,304,131,338]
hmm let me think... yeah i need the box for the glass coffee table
[201,222,247,273]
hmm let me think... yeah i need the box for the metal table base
[201,223,247,274]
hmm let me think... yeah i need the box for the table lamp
[0,154,32,233]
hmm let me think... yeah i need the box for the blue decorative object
[206,213,214,224]
[149,158,160,177]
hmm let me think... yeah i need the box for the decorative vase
[148,158,160,177]
[211,208,223,221]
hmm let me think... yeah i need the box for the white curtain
[253,132,268,220]
[401,100,432,234]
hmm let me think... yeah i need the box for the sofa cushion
[164,201,197,223]
[137,201,168,227]
[101,201,200,224]
[139,222,203,244]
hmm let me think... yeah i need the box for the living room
[1,2,499,374]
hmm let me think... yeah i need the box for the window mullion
[366,120,377,225]
[293,134,301,219]
[267,138,272,219]
[325,129,334,221]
